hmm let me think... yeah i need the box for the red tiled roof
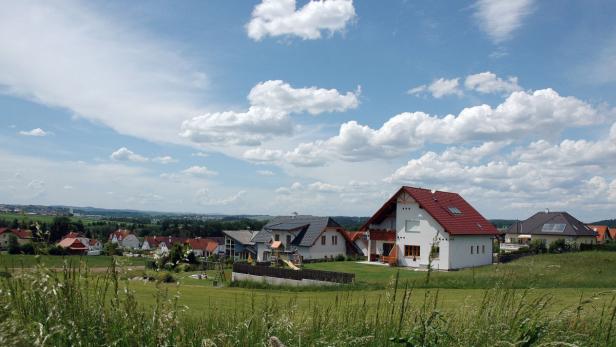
[58,237,88,250]
[185,238,218,251]
[108,229,132,240]
[345,231,365,242]
[64,231,82,239]
[361,186,497,236]
[145,236,188,247]
[89,239,100,246]
[0,228,33,239]
[588,225,611,241]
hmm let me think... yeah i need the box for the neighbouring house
[142,236,187,255]
[361,186,498,270]
[345,231,369,257]
[504,211,596,249]
[252,216,350,262]
[588,225,613,243]
[185,238,219,257]
[63,232,91,251]
[88,239,103,255]
[610,228,616,241]
[108,229,140,249]
[222,230,257,261]
[0,228,33,249]
[57,237,89,255]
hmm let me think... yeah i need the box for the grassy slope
[0,254,146,268]
[304,252,616,288]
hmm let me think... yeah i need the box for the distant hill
[590,219,616,227]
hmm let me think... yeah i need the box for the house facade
[361,186,497,270]
[57,237,89,255]
[588,225,612,243]
[505,212,597,248]
[0,228,33,249]
[109,229,140,249]
[252,216,349,262]
[185,238,219,257]
[222,230,256,261]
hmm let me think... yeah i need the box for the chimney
[544,208,550,214]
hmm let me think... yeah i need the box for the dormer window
[448,207,462,215]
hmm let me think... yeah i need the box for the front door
[382,242,394,256]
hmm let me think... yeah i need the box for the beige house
[504,211,596,249]
[0,228,33,249]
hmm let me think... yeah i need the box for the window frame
[405,220,421,233]
[321,235,326,245]
[404,245,420,258]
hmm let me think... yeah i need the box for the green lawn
[304,251,616,288]
[0,254,146,268]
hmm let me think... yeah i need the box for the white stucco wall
[297,229,347,260]
[448,235,493,269]
[394,198,451,269]
[121,235,140,249]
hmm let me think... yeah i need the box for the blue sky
[1,0,616,221]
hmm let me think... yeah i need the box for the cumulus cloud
[152,156,178,164]
[18,128,48,136]
[0,1,206,144]
[408,78,462,98]
[195,188,245,206]
[256,170,275,176]
[181,80,359,146]
[474,0,535,43]
[246,0,356,41]
[182,166,218,177]
[464,72,521,94]
[275,181,342,195]
[270,88,603,165]
[110,147,148,163]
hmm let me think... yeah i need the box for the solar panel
[448,207,462,215]
[541,223,566,232]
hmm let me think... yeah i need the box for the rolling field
[0,254,146,268]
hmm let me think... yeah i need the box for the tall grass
[1,262,615,346]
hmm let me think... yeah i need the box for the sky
[1,0,616,221]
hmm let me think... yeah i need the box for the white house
[252,216,349,262]
[88,239,102,255]
[108,229,140,249]
[362,186,497,270]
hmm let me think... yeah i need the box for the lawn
[304,251,616,288]
[0,254,146,268]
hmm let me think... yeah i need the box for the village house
[610,228,616,241]
[57,237,89,255]
[142,236,187,255]
[361,186,498,270]
[185,238,219,257]
[252,216,349,262]
[588,225,612,243]
[108,229,140,249]
[0,228,33,249]
[88,239,103,255]
[504,211,596,248]
[222,230,256,261]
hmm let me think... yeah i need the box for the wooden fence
[232,263,355,284]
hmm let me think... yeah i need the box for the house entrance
[382,242,394,256]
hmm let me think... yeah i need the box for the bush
[19,243,35,255]
[104,242,123,256]
[335,254,346,261]
[145,260,157,269]
[157,272,176,283]
[48,245,69,256]
[548,239,577,253]
[7,235,20,254]
[528,239,547,254]
[176,263,193,272]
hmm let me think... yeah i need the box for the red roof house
[57,237,88,255]
[185,238,219,256]
[588,225,612,243]
[0,228,33,249]
[361,186,497,270]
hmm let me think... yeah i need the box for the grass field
[304,251,616,288]
[0,254,146,268]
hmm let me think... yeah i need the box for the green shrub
[335,254,346,261]
[528,239,547,254]
[157,272,176,283]
[18,243,35,255]
[48,245,69,256]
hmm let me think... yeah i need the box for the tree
[168,243,184,265]
[49,216,71,242]
[7,234,20,254]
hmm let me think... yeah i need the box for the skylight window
[541,223,566,232]
[448,207,462,215]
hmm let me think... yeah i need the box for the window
[541,223,566,232]
[404,245,420,257]
[482,245,485,254]
[274,234,280,241]
[405,220,420,233]
[321,235,326,245]
[286,235,292,246]
[331,235,338,245]
[471,245,474,255]
[448,207,462,215]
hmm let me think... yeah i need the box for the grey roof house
[222,230,256,260]
[252,215,353,261]
[504,211,597,247]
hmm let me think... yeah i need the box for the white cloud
[195,188,245,206]
[182,166,218,177]
[277,88,604,165]
[192,152,210,158]
[256,170,275,176]
[0,1,206,144]
[110,147,148,163]
[474,0,535,43]
[464,72,521,94]
[246,0,356,41]
[181,80,359,146]
[152,156,177,164]
[408,78,462,98]
[63,185,74,190]
[18,128,48,136]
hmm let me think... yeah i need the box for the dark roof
[506,212,596,237]
[222,230,255,245]
[252,215,342,247]
[360,186,497,236]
